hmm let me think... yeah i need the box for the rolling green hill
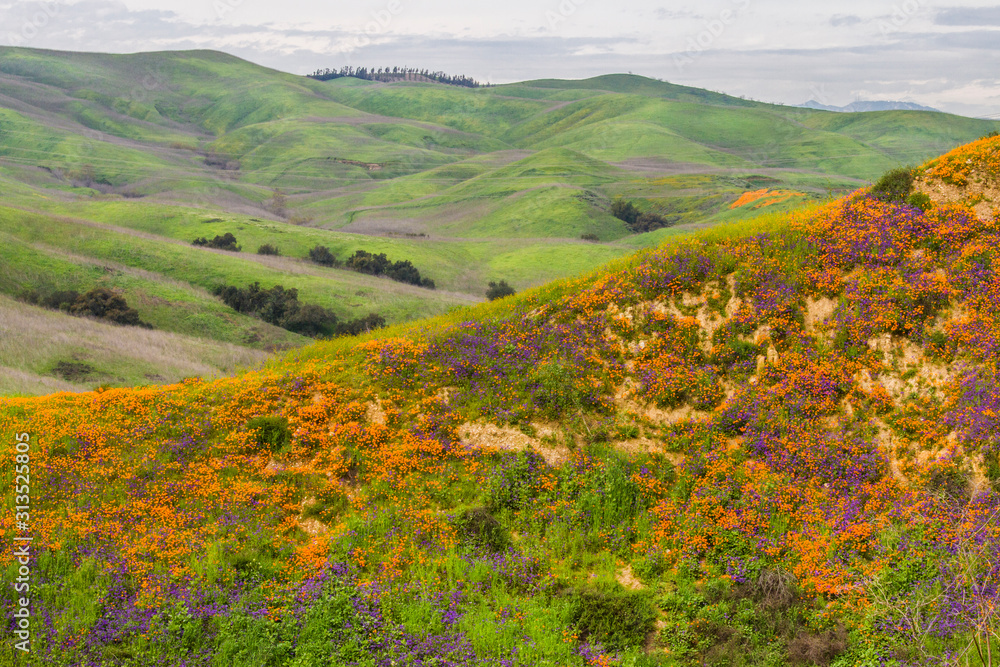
[3,137,1000,665]
[1,46,998,394]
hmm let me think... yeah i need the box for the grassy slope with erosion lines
[1,47,999,393]
[2,137,1000,665]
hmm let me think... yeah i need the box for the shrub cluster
[869,166,931,210]
[192,232,241,251]
[610,198,671,233]
[213,282,385,338]
[486,280,516,301]
[570,586,657,651]
[256,243,280,256]
[308,245,339,266]
[307,246,435,289]
[20,287,150,328]
[346,250,435,288]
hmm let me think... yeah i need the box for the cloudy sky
[1,0,999,117]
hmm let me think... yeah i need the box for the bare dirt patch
[617,564,645,591]
[915,173,1000,220]
[804,296,838,333]
[458,420,567,466]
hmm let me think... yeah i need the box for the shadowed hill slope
[2,137,999,665]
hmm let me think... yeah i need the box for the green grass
[2,46,1000,394]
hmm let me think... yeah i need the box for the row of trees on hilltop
[307,66,486,88]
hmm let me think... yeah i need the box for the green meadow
[1,45,998,393]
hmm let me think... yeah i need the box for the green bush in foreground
[570,586,657,651]
[246,416,290,453]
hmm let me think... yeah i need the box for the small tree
[610,198,640,225]
[308,245,339,267]
[193,233,241,252]
[257,243,280,256]
[486,280,516,301]
[69,288,147,327]
[870,167,915,203]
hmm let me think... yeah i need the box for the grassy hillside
[2,137,999,665]
[2,47,999,394]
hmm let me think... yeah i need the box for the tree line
[188,232,436,290]
[306,66,486,88]
[213,283,385,339]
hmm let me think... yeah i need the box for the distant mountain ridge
[799,99,939,113]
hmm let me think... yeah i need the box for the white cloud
[0,0,995,117]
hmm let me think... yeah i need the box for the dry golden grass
[0,294,269,395]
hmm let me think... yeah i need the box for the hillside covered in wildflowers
[3,136,1000,666]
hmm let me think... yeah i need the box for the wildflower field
[3,137,1000,666]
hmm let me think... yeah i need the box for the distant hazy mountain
[799,99,940,113]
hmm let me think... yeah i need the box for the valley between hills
[1,46,1000,667]
[1,46,998,394]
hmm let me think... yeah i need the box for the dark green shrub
[869,167,914,203]
[247,416,290,453]
[610,198,671,233]
[308,245,339,267]
[454,507,510,553]
[192,232,241,251]
[610,198,640,225]
[214,283,299,327]
[486,280,516,301]
[51,360,96,382]
[69,288,147,326]
[22,288,149,328]
[42,290,81,310]
[214,282,383,338]
[906,192,932,211]
[282,303,338,337]
[580,233,600,241]
[344,250,435,288]
[334,313,387,336]
[631,211,670,233]
[257,243,280,255]
[570,586,657,651]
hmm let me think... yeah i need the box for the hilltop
[1,46,999,395]
[1,136,999,665]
